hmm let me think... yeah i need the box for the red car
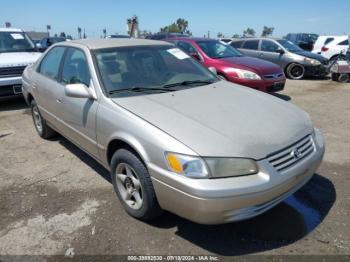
[167,38,286,92]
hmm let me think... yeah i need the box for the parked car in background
[106,35,130,39]
[168,38,286,92]
[36,37,66,52]
[231,38,329,80]
[146,33,189,40]
[312,35,342,54]
[320,35,349,62]
[285,33,319,51]
[22,38,325,225]
[0,27,41,97]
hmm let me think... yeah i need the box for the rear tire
[110,149,162,221]
[286,63,305,80]
[31,100,56,139]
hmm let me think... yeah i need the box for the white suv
[320,35,349,61]
[0,28,42,97]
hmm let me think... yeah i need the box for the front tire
[110,149,162,221]
[31,100,56,139]
[286,63,305,80]
[338,74,349,83]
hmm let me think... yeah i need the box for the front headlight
[205,158,258,178]
[304,57,321,65]
[165,152,209,178]
[227,68,262,80]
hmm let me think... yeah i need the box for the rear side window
[230,41,243,48]
[39,46,65,80]
[62,48,91,86]
[324,38,334,45]
[339,39,349,46]
[242,40,259,50]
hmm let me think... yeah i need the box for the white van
[0,28,42,97]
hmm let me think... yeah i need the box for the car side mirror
[276,48,285,54]
[65,83,95,99]
[189,52,201,61]
[208,66,217,75]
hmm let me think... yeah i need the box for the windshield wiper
[108,86,175,95]
[162,80,214,89]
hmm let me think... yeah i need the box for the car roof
[169,37,218,42]
[57,38,173,50]
[0,28,23,32]
[231,37,283,42]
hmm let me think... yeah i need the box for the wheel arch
[106,136,149,167]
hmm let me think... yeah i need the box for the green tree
[243,28,256,37]
[59,32,66,38]
[261,26,274,37]
[217,32,224,38]
[103,28,107,38]
[160,18,191,34]
[232,34,240,38]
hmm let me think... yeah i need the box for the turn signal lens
[166,153,183,173]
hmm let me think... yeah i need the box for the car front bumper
[148,130,325,224]
[0,76,23,97]
[305,64,329,77]
[227,76,286,93]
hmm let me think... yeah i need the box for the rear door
[34,46,66,128]
[56,47,99,158]
[240,39,260,58]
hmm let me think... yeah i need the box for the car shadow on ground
[149,174,336,255]
[58,136,336,256]
[272,93,292,101]
[0,96,28,111]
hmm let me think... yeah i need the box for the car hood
[112,81,313,159]
[294,51,328,62]
[0,52,42,67]
[219,56,283,75]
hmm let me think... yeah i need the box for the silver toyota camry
[22,39,325,224]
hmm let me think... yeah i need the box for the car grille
[0,66,26,78]
[263,73,284,79]
[267,135,315,172]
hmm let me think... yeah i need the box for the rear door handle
[56,98,62,103]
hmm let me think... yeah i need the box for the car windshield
[94,45,218,97]
[196,40,243,59]
[277,39,303,53]
[0,31,36,53]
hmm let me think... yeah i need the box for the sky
[0,0,349,38]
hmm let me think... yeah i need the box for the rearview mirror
[65,83,95,99]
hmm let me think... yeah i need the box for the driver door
[56,47,99,158]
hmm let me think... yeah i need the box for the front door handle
[259,53,264,57]
[56,98,62,103]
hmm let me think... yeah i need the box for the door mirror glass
[65,83,93,99]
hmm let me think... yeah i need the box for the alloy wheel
[32,106,43,134]
[115,163,143,210]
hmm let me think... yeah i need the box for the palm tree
[77,27,82,39]
[46,25,51,36]
[103,28,107,38]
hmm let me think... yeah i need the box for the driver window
[62,48,91,86]
[261,40,279,52]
